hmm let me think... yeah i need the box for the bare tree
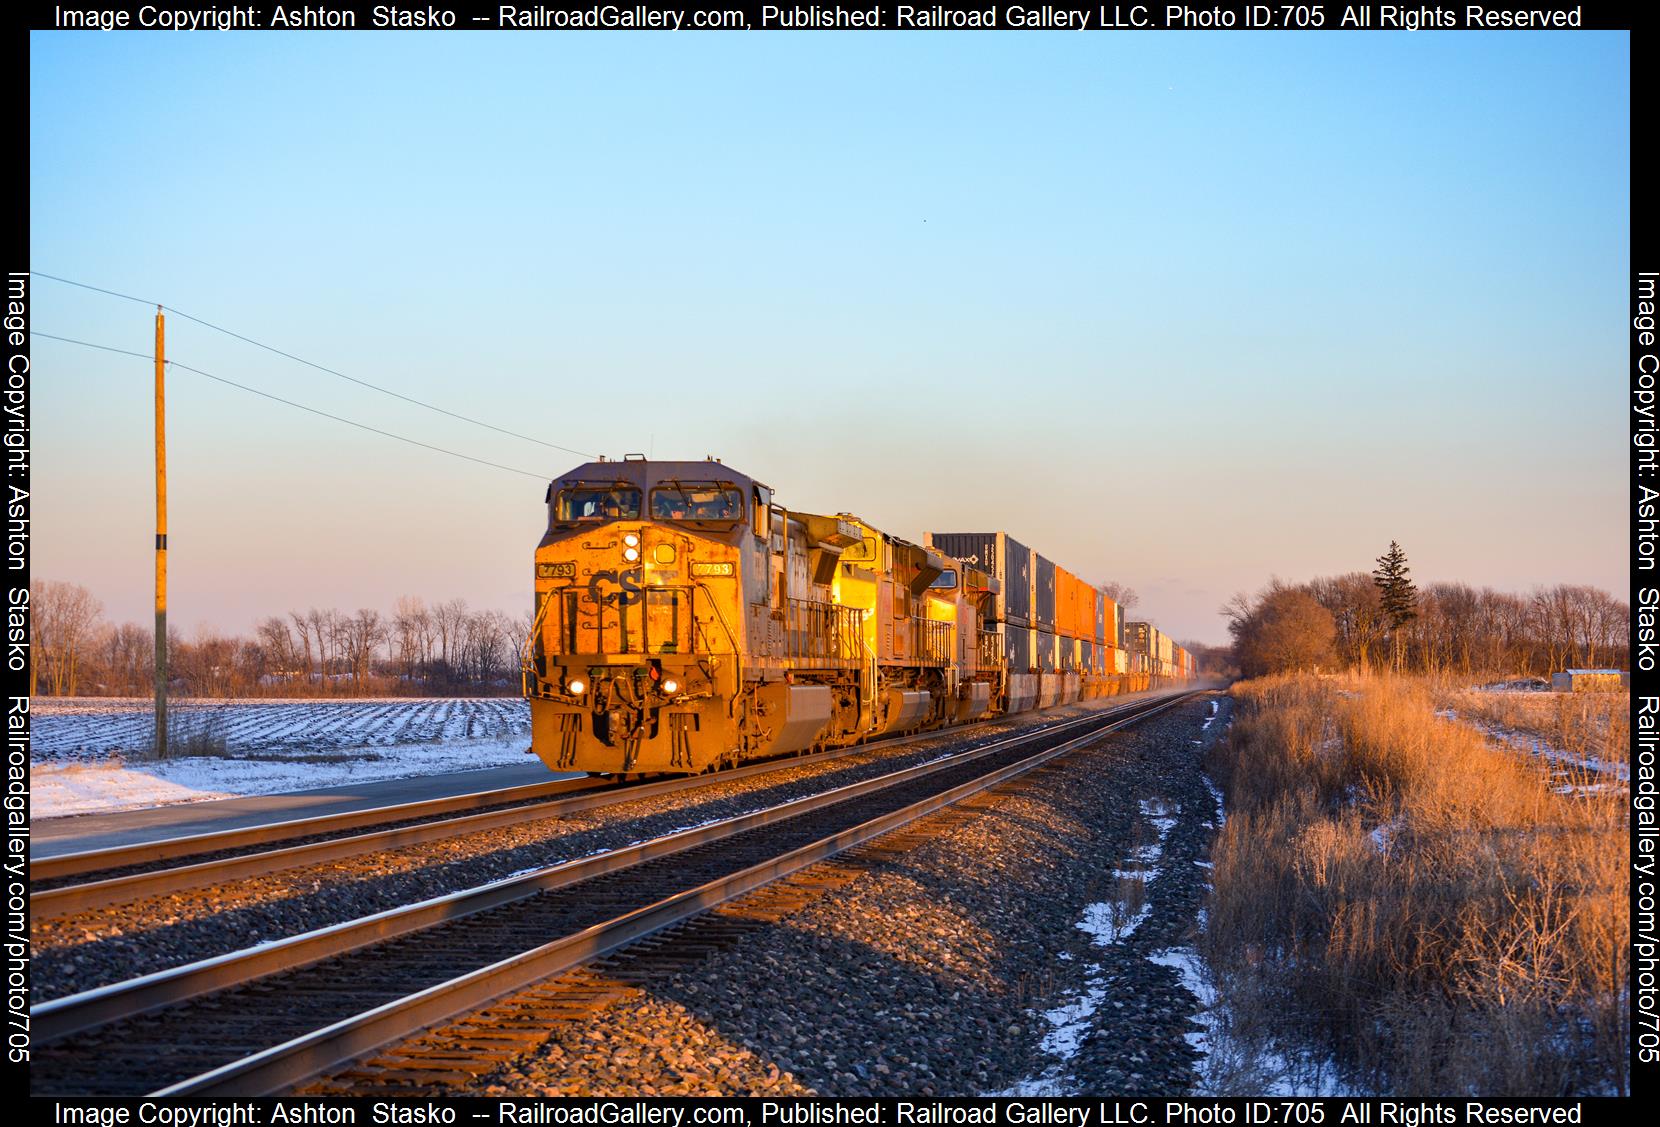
[1099,582,1140,614]
[288,611,316,686]
[1531,586,1579,673]
[310,608,344,688]
[1307,573,1387,673]
[392,596,430,684]
[339,609,386,691]
[432,599,470,686]
[32,580,104,695]
[93,621,151,695]
[256,617,301,681]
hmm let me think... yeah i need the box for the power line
[33,271,598,459]
[33,332,152,362]
[36,331,551,480]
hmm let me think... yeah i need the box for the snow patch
[1150,944,1216,1054]
[1078,897,1150,945]
[32,731,533,818]
[1367,819,1399,856]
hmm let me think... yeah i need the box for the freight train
[521,457,1198,775]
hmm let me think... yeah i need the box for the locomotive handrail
[519,590,556,683]
[691,582,740,656]
[690,582,742,705]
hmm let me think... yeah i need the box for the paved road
[32,762,581,859]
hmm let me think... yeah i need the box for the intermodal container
[926,532,1033,626]
[1033,555,1056,629]
[1035,628,1058,673]
[1054,567,1077,639]
[1129,621,1154,657]
[999,623,1033,673]
[1094,590,1107,647]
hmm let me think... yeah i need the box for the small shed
[1550,669,1628,693]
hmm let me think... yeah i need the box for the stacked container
[1033,555,1056,630]
[1000,623,1032,672]
[925,532,1032,627]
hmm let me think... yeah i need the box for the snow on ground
[1367,820,1397,856]
[1150,916,1217,1059]
[995,795,1181,1095]
[1438,707,1629,787]
[33,696,529,758]
[30,698,533,818]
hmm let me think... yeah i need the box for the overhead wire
[35,331,550,480]
[32,271,596,459]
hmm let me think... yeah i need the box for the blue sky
[30,31,1630,644]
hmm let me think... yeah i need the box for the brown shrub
[1202,674,1628,1095]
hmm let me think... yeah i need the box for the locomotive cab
[525,458,763,773]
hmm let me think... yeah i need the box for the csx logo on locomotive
[522,457,1196,777]
[586,567,644,607]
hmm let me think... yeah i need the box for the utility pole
[154,307,168,757]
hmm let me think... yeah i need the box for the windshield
[555,486,641,522]
[650,483,744,523]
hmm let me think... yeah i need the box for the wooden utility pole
[155,307,168,757]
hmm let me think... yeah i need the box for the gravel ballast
[32,694,1176,1002]
[330,693,1233,1097]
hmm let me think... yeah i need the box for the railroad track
[31,691,1197,1097]
[32,694,1173,919]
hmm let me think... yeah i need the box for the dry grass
[139,707,232,760]
[1438,685,1631,770]
[1203,674,1628,1095]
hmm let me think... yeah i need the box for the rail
[30,691,1202,1095]
[30,725,938,919]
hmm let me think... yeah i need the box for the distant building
[1550,669,1627,692]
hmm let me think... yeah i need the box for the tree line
[1222,544,1628,680]
[29,581,532,697]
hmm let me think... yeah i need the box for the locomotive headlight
[661,678,679,695]
[623,533,640,547]
[567,678,587,695]
[623,547,640,562]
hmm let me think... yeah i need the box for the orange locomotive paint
[523,458,1195,775]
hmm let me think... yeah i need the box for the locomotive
[521,456,1195,775]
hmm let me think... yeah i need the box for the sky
[29,31,1630,646]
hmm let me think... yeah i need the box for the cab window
[753,486,772,540]
[842,536,877,563]
[650,483,744,523]
[929,569,958,590]
[556,486,640,522]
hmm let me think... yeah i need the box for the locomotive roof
[550,458,757,491]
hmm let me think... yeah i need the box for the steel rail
[32,699,1151,919]
[33,699,1160,1046]
[31,775,604,881]
[160,691,1195,1096]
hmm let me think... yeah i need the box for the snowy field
[31,697,533,818]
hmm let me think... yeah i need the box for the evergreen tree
[1372,541,1418,671]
